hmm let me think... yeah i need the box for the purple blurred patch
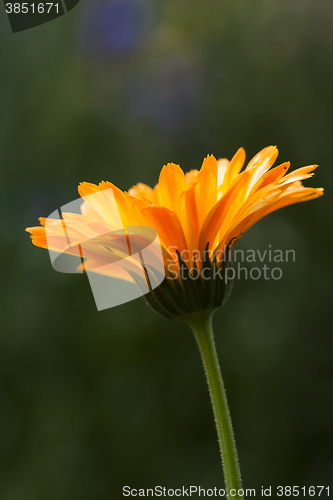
[78,0,148,56]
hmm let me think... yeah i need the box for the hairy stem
[188,314,243,500]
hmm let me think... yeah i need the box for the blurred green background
[1,0,332,498]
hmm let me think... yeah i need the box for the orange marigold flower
[26,146,323,318]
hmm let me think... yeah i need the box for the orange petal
[279,165,318,186]
[200,154,218,173]
[79,181,132,229]
[128,182,154,201]
[179,181,201,253]
[81,260,135,282]
[185,169,199,186]
[256,162,290,190]
[217,159,230,191]
[225,184,323,244]
[142,205,188,254]
[199,170,251,253]
[245,145,279,171]
[157,163,186,215]
[219,147,246,193]
[78,182,100,197]
[245,146,279,195]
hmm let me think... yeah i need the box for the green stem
[187,313,243,500]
